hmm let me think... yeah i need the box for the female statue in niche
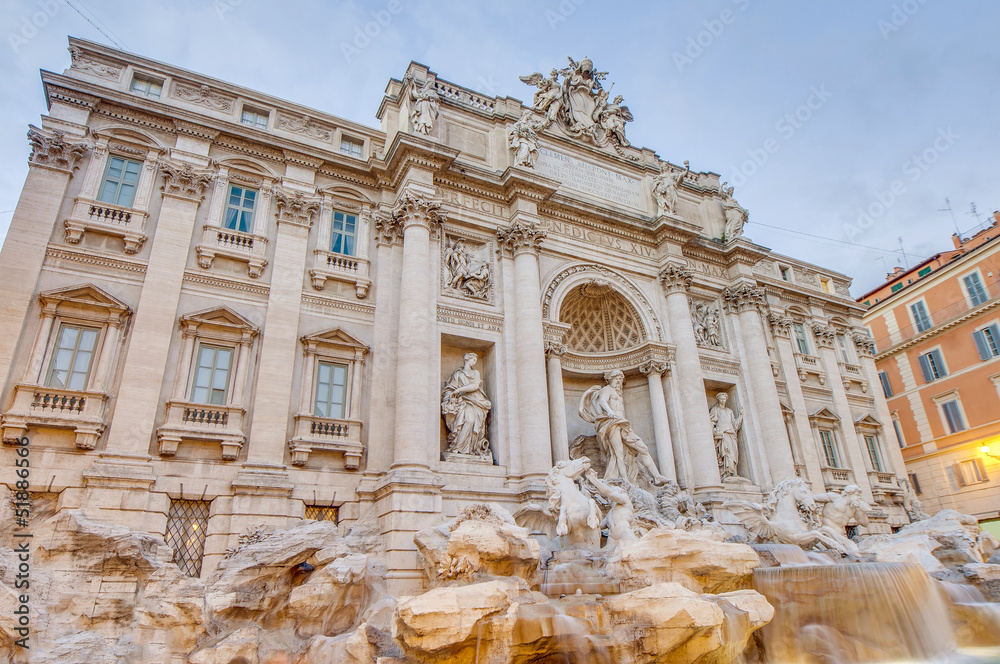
[441,353,492,460]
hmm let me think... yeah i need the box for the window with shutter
[973,325,1000,361]
[878,371,893,397]
[910,301,932,332]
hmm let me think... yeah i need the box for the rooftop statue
[721,183,749,240]
[652,161,689,216]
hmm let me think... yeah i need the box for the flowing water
[507,600,614,664]
[753,562,957,663]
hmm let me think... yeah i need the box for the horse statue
[514,457,602,551]
[724,478,849,553]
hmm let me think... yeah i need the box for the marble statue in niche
[508,110,541,168]
[721,183,748,240]
[578,369,669,486]
[406,75,440,135]
[443,236,491,300]
[441,353,492,461]
[652,161,689,216]
[710,391,744,481]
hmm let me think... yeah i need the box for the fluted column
[723,283,796,486]
[391,192,444,470]
[545,342,569,463]
[639,359,676,481]
[658,264,721,489]
[498,220,552,478]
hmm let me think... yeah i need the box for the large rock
[858,532,945,573]
[860,510,993,576]
[414,503,540,587]
[963,563,1000,602]
[605,528,761,594]
[188,625,261,664]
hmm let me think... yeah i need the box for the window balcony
[868,471,901,504]
[820,466,854,490]
[156,400,246,461]
[308,249,371,298]
[62,198,149,254]
[1,384,109,450]
[288,414,363,469]
[794,353,826,384]
[195,225,268,278]
[839,362,868,393]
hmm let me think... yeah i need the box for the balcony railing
[821,466,854,490]
[156,400,246,460]
[1,384,109,450]
[63,197,148,253]
[794,353,826,384]
[288,413,364,469]
[195,225,269,278]
[309,249,371,298]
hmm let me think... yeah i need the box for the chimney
[953,233,964,250]
[887,266,905,281]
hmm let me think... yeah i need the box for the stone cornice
[498,166,559,204]
[274,188,321,228]
[658,263,693,294]
[92,101,176,134]
[173,119,220,141]
[283,149,325,170]
[874,295,1000,360]
[723,282,766,314]
[46,85,100,110]
[159,160,213,201]
[497,219,546,256]
[378,133,457,190]
[27,126,89,172]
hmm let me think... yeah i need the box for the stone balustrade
[308,248,371,297]
[195,224,268,278]
[793,352,826,384]
[288,413,364,469]
[0,383,109,449]
[821,465,855,490]
[156,400,246,460]
[62,197,149,253]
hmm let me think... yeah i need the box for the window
[878,371,893,397]
[314,361,348,419]
[241,108,268,129]
[45,324,99,391]
[165,499,210,578]
[918,266,932,277]
[820,278,832,294]
[224,185,257,233]
[910,301,932,333]
[97,156,142,207]
[891,283,903,293]
[892,416,905,448]
[793,323,810,355]
[190,344,233,405]
[973,324,1000,361]
[917,349,946,382]
[863,300,871,307]
[330,210,357,256]
[340,137,363,158]
[130,75,162,98]
[865,434,885,472]
[820,430,840,468]
[908,472,922,494]
[304,504,338,522]
[940,399,966,434]
[956,459,988,486]
[836,334,852,364]
[964,272,989,307]
[780,267,791,282]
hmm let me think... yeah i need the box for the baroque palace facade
[0,38,909,589]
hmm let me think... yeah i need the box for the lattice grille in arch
[559,282,645,353]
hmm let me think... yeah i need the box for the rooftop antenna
[968,202,985,231]
[875,255,889,274]
[898,237,910,269]
[938,197,961,237]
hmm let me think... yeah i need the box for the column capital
[811,323,836,348]
[638,359,668,377]
[159,160,213,201]
[497,219,546,256]
[768,313,793,338]
[722,282,766,314]
[391,191,445,233]
[374,206,403,247]
[544,341,567,358]
[274,188,321,228]
[27,126,88,173]
[658,263,693,294]
[853,332,876,357]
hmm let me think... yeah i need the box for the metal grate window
[304,504,338,522]
[166,499,210,577]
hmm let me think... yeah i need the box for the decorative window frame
[932,390,968,436]
[63,129,162,253]
[156,306,258,461]
[1,285,130,450]
[960,268,990,308]
[308,190,372,298]
[808,407,854,489]
[917,345,948,383]
[195,163,274,278]
[288,327,369,468]
[855,413,898,493]
[908,298,933,334]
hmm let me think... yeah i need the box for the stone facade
[0,39,909,594]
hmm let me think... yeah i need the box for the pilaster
[639,359,676,481]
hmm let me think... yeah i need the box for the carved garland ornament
[173,83,234,112]
[27,128,88,172]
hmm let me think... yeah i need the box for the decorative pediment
[854,414,883,431]
[780,402,794,417]
[179,306,258,337]
[808,407,840,427]
[301,327,369,358]
[38,284,130,324]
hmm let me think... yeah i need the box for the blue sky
[1,0,997,295]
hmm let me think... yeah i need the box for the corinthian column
[498,220,552,479]
[639,359,676,481]
[658,264,721,490]
[391,192,444,470]
[545,342,569,463]
[723,283,796,485]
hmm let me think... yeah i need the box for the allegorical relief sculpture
[441,353,492,461]
[443,236,491,300]
[720,183,748,240]
[405,74,440,135]
[578,370,669,486]
[690,300,724,349]
[652,161,689,216]
[518,57,634,151]
[709,392,743,481]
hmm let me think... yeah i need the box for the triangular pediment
[301,326,369,352]
[180,306,258,333]
[780,402,794,416]
[39,283,130,312]
[808,407,840,424]
[854,413,883,429]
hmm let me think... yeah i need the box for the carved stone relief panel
[441,232,494,304]
[689,297,727,351]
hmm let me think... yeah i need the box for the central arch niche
[560,281,645,353]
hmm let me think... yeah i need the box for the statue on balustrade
[579,369,669,487]
[441,353,492,461]
[709,392,744,481]
[406,75,440,135]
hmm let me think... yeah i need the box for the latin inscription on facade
[548,220,653,257]
[535,148,645,211]
[436,187,506,217]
